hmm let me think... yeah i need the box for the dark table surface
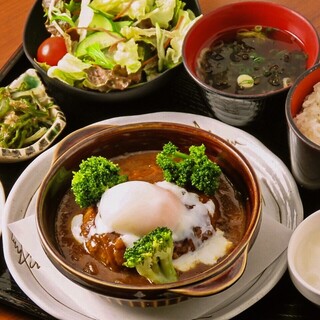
[1,50,320,320]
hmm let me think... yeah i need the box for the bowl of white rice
[286,63,320,189]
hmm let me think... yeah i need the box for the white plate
[0,180,5,236]
[2,112,303,320]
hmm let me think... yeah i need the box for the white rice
[294,82,320,146]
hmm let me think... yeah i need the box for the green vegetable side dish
[0,71,58,149]
[39,0,201,92]
[123,226,178,284]
[71,155,128,208]
[156,142,222,195]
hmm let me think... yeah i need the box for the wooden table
[0,0,35,81]
[0,0,319,319]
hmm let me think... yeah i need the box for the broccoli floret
[71,155,127,208]
[123,227,178,284]
[156,142,222,195]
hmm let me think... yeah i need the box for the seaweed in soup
[197,26,308,95]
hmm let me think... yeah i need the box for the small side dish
[0,69,66,163]
[288,210,320,306]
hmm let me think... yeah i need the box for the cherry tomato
[37,37,67,66]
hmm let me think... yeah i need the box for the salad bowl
[23,0,201,105]
[36,121,262,307]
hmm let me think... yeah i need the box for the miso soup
[197,25,308,95]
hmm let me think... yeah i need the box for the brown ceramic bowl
[36,122,261,307]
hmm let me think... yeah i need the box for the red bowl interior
[288,64,320,117]
[183,1,319,80]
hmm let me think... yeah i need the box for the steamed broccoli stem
[71,155,127,208]
[156,142,222,195]
[123,227,178,284]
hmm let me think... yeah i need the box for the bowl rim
[36,121,262,293]
[182,0,320,100]
[285,62,320,151]
[288,209,320,296]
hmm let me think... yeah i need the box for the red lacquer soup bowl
[183,1,320,126]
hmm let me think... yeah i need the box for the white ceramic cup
[288,210,320,305]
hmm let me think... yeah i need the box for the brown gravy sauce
[56,151,246,285]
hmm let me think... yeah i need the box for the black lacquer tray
[1,51,319,320]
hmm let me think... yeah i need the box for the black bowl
[23,0,201,104]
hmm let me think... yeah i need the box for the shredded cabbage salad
[38,0,201,92]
